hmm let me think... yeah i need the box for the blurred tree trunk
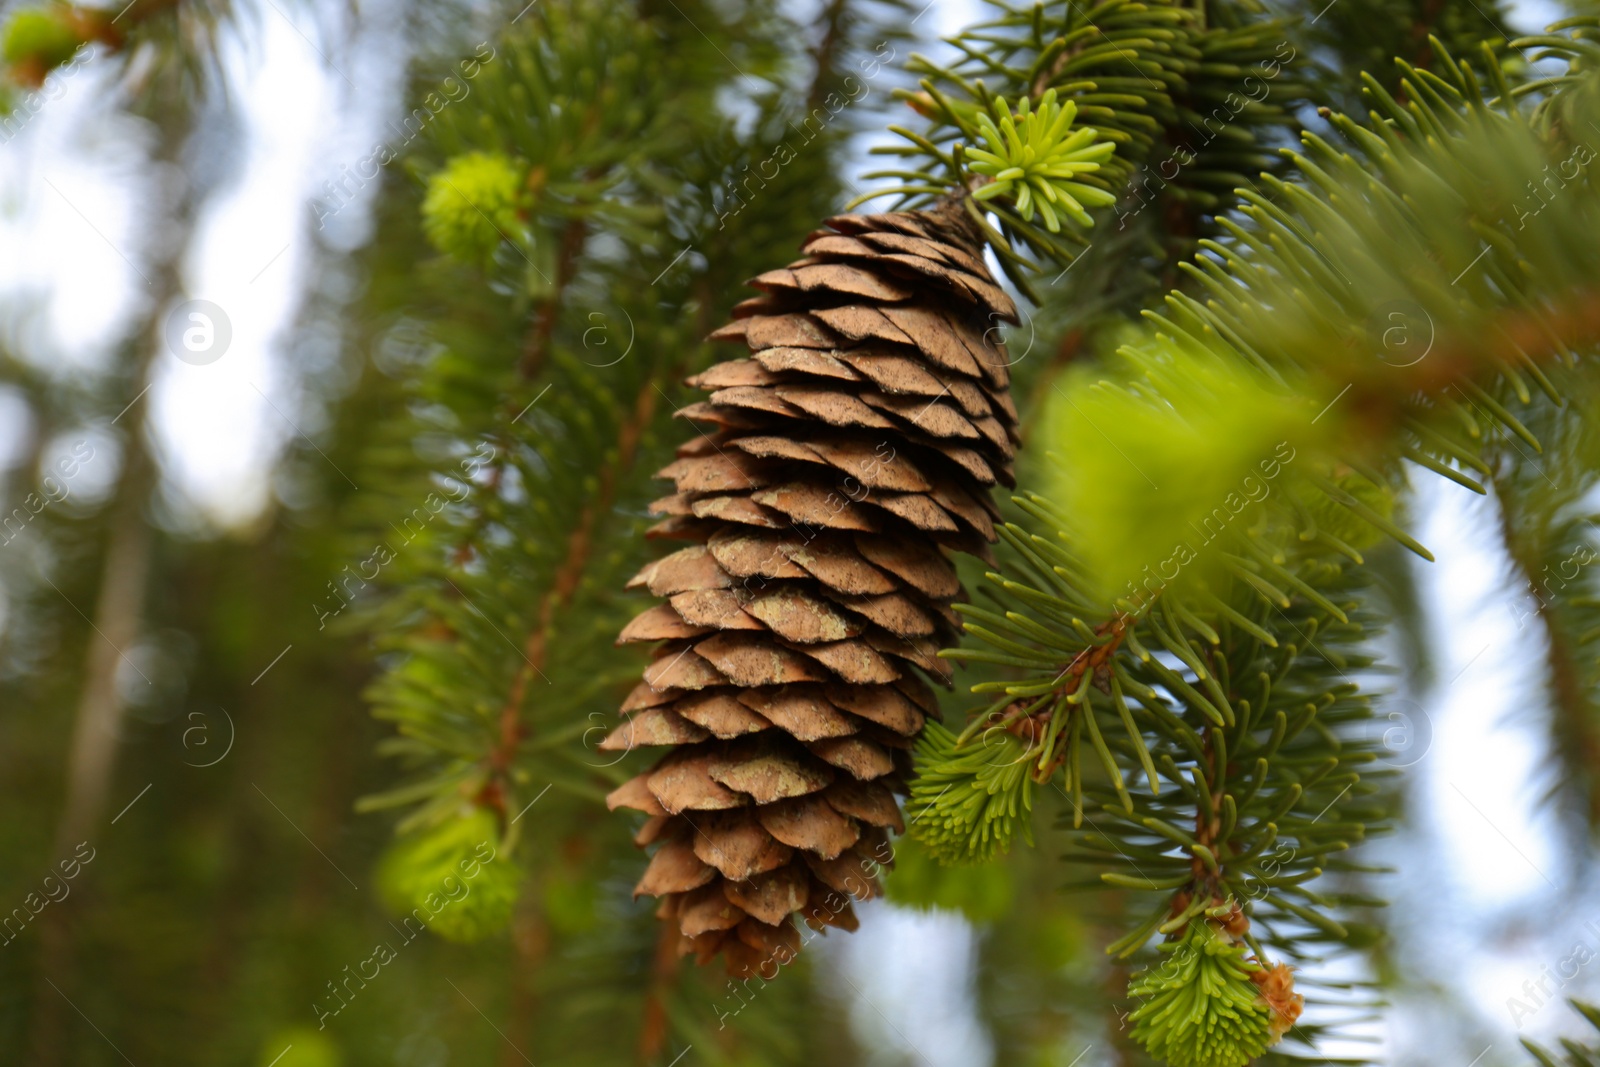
[29,92,196,1066]
[51,446,154,852]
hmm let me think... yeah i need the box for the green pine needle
[1523,999,1600,1065]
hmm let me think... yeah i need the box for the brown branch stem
[1491,469,1600,826]
[483,376,661,798]
[519,216,589,380]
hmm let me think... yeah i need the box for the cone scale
[605,198,1019,976]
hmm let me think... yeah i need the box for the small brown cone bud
[1251,963,1305,1042]
[905,92,939,119]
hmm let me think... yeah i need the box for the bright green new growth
[905,720,1036,865]
[1128,920,1276,1067]
[1,8,80,69]
[375,807,521,943]
[257,1028,341,1067]
[1038,349,1328,606]
[965,88,1116,231]
[421,151,527,265]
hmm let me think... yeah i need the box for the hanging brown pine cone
[604,196,1019,978]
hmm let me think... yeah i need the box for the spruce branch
[481,373,666,820]
[1300,0,1515,111]
[857,0,1309,295]
[355,0,918,1048]
[353,4,825,969]
[918,485,1387,1059]
[1030,41,1600,596]
[905,31,1600,1067]
[1488,389,1600,836]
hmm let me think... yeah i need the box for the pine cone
[605,198,1019,977]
